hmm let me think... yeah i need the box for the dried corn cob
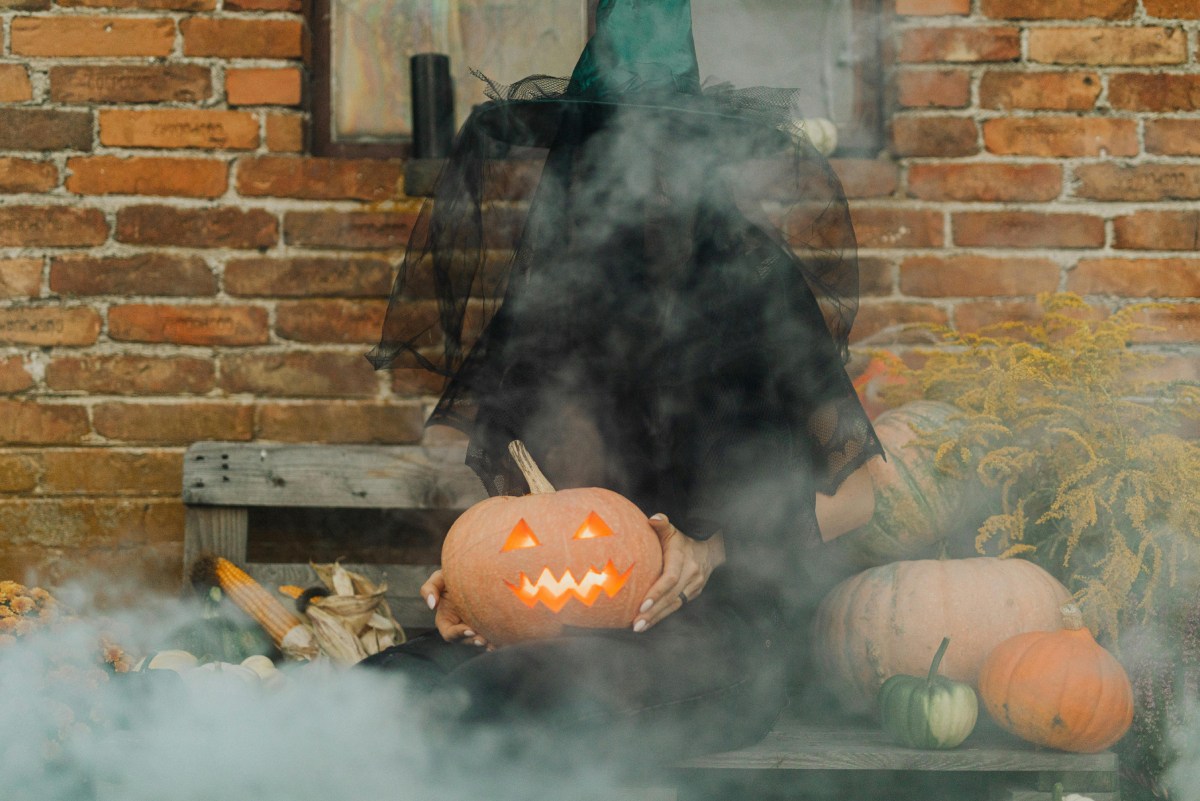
[194,555,318,660]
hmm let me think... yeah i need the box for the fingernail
[650,513,666,521]
[426,594,437,610]
[463,630,475,638]
[634,619,647,632]
[639,599,654,613]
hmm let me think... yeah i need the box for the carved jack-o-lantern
[440,442,663,646]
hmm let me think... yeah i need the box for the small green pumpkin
[878,636,978,749]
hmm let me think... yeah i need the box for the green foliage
[884,294,1200,641]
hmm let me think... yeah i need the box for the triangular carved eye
[573,512,613,540]
[502,519,540,552]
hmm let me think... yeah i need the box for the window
[311,0,883,158]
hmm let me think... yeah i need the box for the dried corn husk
[300,563,405,666]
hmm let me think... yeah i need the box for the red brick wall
[0,0,1196,590]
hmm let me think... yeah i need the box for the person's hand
[421,569,492,648]
[632,514,725,633]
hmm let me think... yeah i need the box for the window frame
[310,0,884,158]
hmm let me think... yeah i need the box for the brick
[100,109,258,150]
[94,402,254,444]
[284,210,420,250]
[982,0,1135,18]
[51,65,211,104]
[0,0,49,8]
[1129,305,1200,345]
[900,254,1060,297]
[1143,0,1200,19]
[858,256,895,297]
[1074,164,1200,202]
[0,109,92,151]
[46,355,215,395]
[896,0,969,14]
[0,401,89,444]
[850,302,949,343]
[830,159,899,198]
[0,64,33,102]
[955,300,1044,332]
[108,304,269,345]
[0,259,42,299]
[0,307,101,345]
[850,208,944,248]
[226,0,300,8]
[256,402,425,443]
[58,0,213,9]
[275,300,388,342]
[237,157,403,201]
[908,163,1062,202]
[219,351,377,397]
[224,257,393,298]
[116,206,277,249]
[890,116,978,157]
[0,206,107,247]
[1147,120,1200,156]
[66,156,227,198]
[0,454,39,492]
[391,368,446,397]
[895,70,971,108]
[1068,258,1200,298]
[0,157,57,193]
[181,18,303,59]
[0,358,34,393]
[266,113,305,153]
[980,71,1100,110]
[39,450,182,495]
[898,27,1020,63]
[953,212,1105,249]
[1109,74,1200,112]
[0,499,181,550]
[1113,211,1200,251]
[226,68,302,106]
[51,254,215,297]
[1029,27,1185,66]
[983,118,1138,157]
[10,16,175,57]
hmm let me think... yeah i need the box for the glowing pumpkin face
[440,449,663,646]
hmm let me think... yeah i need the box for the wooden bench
[181,441,1121,801]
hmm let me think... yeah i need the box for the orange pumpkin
[811,557,1071,714]
[440,441,663,646]
[978,603,1133,753]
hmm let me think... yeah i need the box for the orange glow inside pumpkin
[506,561,634,613]
[499,512,634,613]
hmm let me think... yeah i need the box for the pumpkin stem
[927,636,951,683]
[1061,603,1084,631]
[508,440,557,495]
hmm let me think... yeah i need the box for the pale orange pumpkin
[978,603,1133,753]
[440,441,663,646]
[811,557,1071,714]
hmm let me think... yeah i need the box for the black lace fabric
[368,74,882,606]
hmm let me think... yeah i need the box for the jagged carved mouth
[505,561,634,612]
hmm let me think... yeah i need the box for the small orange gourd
[978,603,1133,753]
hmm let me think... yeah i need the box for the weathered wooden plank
[246,561,438,631]
[183,507,249,569]
[676,716,1119,772]
[182,443,486,510]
